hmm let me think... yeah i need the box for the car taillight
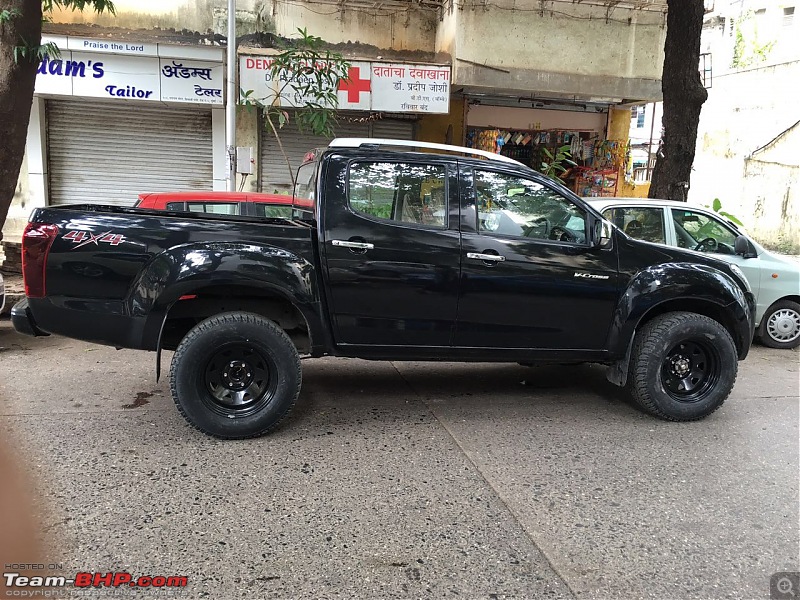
[22,223,59,298]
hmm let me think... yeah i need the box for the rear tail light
[22,223,59,298]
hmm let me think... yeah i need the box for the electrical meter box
[236,147,253,174]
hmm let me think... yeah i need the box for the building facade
[3,0,670,261]
[692,0,800,250]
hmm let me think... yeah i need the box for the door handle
[467,252,505,262]
[332,240,375,250]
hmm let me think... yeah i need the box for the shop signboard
[240,56,450,114]
[370,64,450,113]
[34,37,223,106]
[71,53,161,101]
[67,37,158,56]
[159,59,224,104]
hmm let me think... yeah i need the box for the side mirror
[592,218,614,250]
[734,234,757,258]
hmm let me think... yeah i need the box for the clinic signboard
[240,56,450,114]
[34,36,224,106]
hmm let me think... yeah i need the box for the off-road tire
[627,312,737,421]
[170,311,302,439]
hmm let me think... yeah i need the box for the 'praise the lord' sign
[34,37,224,106]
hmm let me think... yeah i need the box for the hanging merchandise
[570,134,581,160]
[473,128,502,153]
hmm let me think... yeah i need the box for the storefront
[33,36,226,207]
[258,113,415,194]
[240,56,449,194]
[465,102,627,197]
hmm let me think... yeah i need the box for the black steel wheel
[170,312,302,439]
[627,312,737,421]
[202,343,278,417]
[660,339,721,403]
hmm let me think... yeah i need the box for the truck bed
[23,204,318,350]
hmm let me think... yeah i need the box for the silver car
[586,198,800,349]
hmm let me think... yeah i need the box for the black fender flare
[605,262,751,386]
[124,241,325,355]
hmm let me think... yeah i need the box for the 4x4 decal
[63,230,125,250]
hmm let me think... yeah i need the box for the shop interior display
[466,127,629,197]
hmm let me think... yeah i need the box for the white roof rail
[328,138,524,166]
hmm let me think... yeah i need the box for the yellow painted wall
[607,108,631,141]
[416,99,466,147]
[618,179,651,198]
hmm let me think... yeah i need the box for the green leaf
[0,8,21,23]
[720,211,744,226]
[712,198,722,212]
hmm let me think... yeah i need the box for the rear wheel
[170,311,301,439]
[759,300,800,349]
[627,312,737,421]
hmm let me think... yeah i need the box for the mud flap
[606,335,634,387]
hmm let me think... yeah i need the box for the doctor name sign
[239,57,450,114]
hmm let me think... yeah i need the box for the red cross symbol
[338,66,371,103]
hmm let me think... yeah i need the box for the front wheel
[170,312,302,439]
[759,300,800,349]
[627,312,738,421]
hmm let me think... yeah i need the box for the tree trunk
[649,0,708,201]
[0,0,42,243]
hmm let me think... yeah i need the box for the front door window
[474,170,587,244]
[671,209,738,254]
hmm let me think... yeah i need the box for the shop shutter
[372,118,414,140]
[259,113,415,194]
[47,100,213,207]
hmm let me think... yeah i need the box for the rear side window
[165,202,186,211]
[348,162,447,228]
[254,204,293,218]
[186,202,238,215]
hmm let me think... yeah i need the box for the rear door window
[602,207,666,244]
[348,162,447,228]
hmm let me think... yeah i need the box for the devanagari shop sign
[35,37,224,106]
[240,58,451,114]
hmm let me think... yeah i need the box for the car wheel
[759,300,800,350]
[170,311,302,439]
[627,312,737,421]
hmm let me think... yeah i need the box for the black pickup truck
[12,139,755,438]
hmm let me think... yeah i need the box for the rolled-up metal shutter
[259,112,415,194]
[47,100,213,207]
[372,118,414,140]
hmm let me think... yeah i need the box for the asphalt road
[0,316,798,600]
